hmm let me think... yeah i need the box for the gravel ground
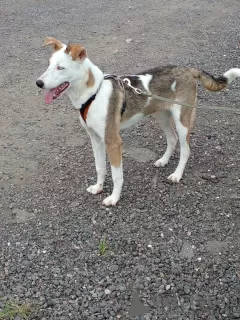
[0,0,240,319]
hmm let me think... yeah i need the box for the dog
[36,37,240,206]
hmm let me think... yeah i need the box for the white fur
[171,80,177,92]
[102,162,123,206]
[120,113,145,130]
[138,74,153,91]
[84,80,113,137]
[154,110,178,167]
[224,68,240,84]
[38,45,104,108]
[168,105,190,182]
[138,74,152,106]
[86,132,106,195]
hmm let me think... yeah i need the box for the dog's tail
[189,67,240,91]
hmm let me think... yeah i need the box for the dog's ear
[43,37,63,51]
[65,43,87,61]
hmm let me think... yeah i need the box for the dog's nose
[36,80,44,88]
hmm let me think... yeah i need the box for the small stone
[110,265,119,272]
[105,289,111,295]
[92,292,98,298]
[233,313,240,318]
[180,241,194,260]
[126,38,133,43]
[171,263,182,275]
[118,285,125,292]
[205,240,228,255]
[166,284,171,290]
[159,285,165,293]
[184,285,190,294]
[14,209,36,223]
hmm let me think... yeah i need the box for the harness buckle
[122,78,142,94]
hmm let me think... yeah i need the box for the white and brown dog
[36,37,240,206]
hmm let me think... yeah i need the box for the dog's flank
[36,37,240,206]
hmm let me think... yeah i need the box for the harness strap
[79,93,96,122]
[121,100,126,116]
[79,74,127,123]
[104,74,127,116]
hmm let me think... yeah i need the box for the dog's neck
[67,58,104,109]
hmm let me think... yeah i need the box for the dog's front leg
[103,135,123,206]
[86,133,106,195]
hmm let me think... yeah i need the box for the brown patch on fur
[189,68,227,91]
[180,94,196,127]
[186,131,191,143]
[106,137,122,167]
[87,69,95,87]
[105,80,124,167]
[65,44,87,61]
[179,85,197,144]
[43,37,63,51]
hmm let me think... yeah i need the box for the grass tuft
[99,236,108,256]
[0,301,31,320]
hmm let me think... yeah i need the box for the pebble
[13,209,36,223]
[105,289,111,295]
[184,285,190,294]
[180,241,194,260]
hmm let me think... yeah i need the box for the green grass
[0,301,31,320]
[99,236,108,256]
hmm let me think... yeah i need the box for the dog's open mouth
[45,82,69,104]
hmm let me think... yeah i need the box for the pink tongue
[45,88,57,104]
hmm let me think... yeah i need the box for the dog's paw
[154,157,168,167]
[86,184,103,195]
[102,195,119,207]
[167,172,182,183]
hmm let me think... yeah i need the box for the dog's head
[36,37,88,104]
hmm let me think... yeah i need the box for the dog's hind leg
[86,132,106,195]
[154,110,178,167]
[168,105,192,183]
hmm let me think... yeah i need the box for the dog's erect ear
[65,43,87,61]
[43,37,63,51]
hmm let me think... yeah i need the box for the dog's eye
[57,66,65,70]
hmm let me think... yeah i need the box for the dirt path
[0,0,240,319]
